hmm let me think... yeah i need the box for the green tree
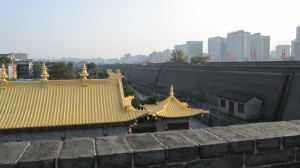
[0,55,13,64]
[86,63,99,79]
[141,94,161,105]
[49,62,80,80]
[190,54,208,65]
[170,50,187,63]
[122,77,140,109]
[31,63,42,79]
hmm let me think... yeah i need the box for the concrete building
[7,64,17,79]
[174,44,187,54]
[227,30,251,62]
[270,50,276,59]
[276,45,290,59]
[16,60,33,79]
[149,49,171,63]
[14,53,29,60]
[186,41,203,56]
[217,90,263,120]
[120,53,132,64]
[251,33,270,61]
[291,26,300,60]
[208,37,227,62]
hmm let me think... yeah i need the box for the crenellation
[125,133,167,167]
[245,149,295,167]
[227,124,281,152]
[17,140,62,168]
[153,131,199,163]
[180,129,228,159]
[205,126,255,154]
[58,138,95,168]
[96,136,133,168]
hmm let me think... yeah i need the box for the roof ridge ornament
[170,85,174,98]
[107,69,123,79]
[40,63,49,80]
[1,64,8,82]
[80,63,89,80]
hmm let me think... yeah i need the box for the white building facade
[250,33,270,61]
[226,30,251,62]
[291,26,300,60]
[208,37,227,62]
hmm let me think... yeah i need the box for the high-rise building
[291,26,300,60]
[186,41,203,63]
[250,33,270,61]
[149,49,171,63]
[270,50,276,59]
[186,41,203,56]
[227,30,251,62]
[208,37,227,61]
[174,44,187,54]
[276,45,290,59]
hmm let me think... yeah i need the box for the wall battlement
[1,120,300,168]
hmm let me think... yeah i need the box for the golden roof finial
[80,63,89,80]
[40,63,49,80]
[170,85,174,98]
[1,64,8,82]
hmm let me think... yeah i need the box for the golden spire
[1,64,8,82]
[40,63,49,80]
[80,63,89,80]
[170,85,174,98]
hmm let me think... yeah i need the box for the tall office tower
[186,41,203,63]
[276,45,291,59]
[251,33,270,61]
[208,37,227,62]
[291,26,300,60]
[227,30,251,62]
[186,41,203,56]
[174,44,187,54]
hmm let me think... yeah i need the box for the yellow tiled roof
[0,69,147,130]
[142,86,208,118]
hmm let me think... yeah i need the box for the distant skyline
[0,0,299,59]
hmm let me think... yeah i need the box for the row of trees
[31,62,108,80]
[0,55,13,64]
[169,49,209,65]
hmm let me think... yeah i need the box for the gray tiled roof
[217,90,254,103]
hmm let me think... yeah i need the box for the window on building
[220,99,226,108]
[238,103,244,113]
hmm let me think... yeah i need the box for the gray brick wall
[1,120,300,168]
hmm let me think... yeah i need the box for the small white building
[217,90,263,120]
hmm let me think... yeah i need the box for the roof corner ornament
[80,63,89,80]
[107,69,123,79]
[1,64,8,82]
[40,63,49,81]
[170,85,174,98]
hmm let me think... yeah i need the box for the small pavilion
[142,85,208,130]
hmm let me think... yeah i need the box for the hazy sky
[0,0,299,59]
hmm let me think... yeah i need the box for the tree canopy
[0,55,13,64]
[49,62,80,80]
[190,54,208,65]
[140,94,161,105]
[31,63,42,79]
[170,50,187,63]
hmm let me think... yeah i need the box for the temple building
[141,85,208,130]
[0,63,148,142]
[0,63,208,143]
